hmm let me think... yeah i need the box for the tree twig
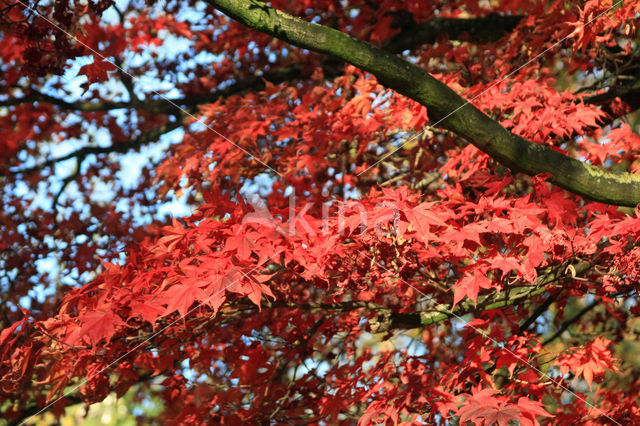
[542,300,599,346]
[11,119,184,175]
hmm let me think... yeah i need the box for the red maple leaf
[128,299,166,328]
[517,398,553,426]
[556,337,618,388]
[159,283,207,318]
[78,58,117,91]
[458,389,521,426]
[453,273,493,307]
[405,202,447,243]
[78,310,126,346]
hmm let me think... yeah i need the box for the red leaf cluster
[1,0,640,424]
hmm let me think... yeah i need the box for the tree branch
[376,262,592,331]
[0,61,342,113]
[206,0,640,207]
[7,372,156,426]
[1,15,523,114]
[11,119,184,175]
[542,300,599,346]
[382,13,523,53]
[0,90,132,111]
[379,286,548,331]
[584,75,640,114]
[518,292,559,334]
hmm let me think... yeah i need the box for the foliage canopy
[2,0,640,424]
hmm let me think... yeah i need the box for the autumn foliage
[2,0,640,424]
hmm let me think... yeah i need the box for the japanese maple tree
[2,0,640,424]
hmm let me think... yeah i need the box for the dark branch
[542,300,599,346]
[518,292,559,334]
[382,13,523,53]
[51,158,81,210]
[206,0,640,207]
[0,64,336,113]
[1,14,523,114]
[584,76,640,115]
[12,119,184,175]
[0,90,131,111]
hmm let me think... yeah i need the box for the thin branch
[51,157,81,210]
[114,57,139,105]
[11,118,184,175]
[584,76,640,114]
[0,90,133,111]
[0,64,333,114]
[518,292,560,334]
[542,300,599,346]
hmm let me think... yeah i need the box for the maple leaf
[45,368,71,403]
[556,337,618,388]
[224,231,259,260]
[159,283,207,318]
[458,389,521,426]
[405,202,447,243]
[441,225,482,246]
[78,310,126,346]
[78,58,117,91]
[488,254,522,279]
[544,189,579,226]
[242,279,264,308]
[128,299,166,328]
[452,273,493,307]
[517,398,553,426]
[0,313,27,347]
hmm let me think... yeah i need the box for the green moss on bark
[207,0,640,207]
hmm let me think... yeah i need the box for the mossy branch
[206,0,640,207]
[383,262,592,330]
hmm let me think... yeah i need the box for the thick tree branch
[1,15,522,113]
[206,0,640,207]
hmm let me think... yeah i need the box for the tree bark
[206,0,640,207]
